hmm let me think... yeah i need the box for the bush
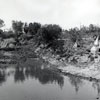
[37,24,62,45]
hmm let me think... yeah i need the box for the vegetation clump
[0,19,100,65]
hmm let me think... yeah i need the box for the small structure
[90,36,100,56]
[94,36,99,46]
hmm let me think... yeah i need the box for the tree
[0,19,4,38]
[28,22,41,35]
[12,20,24,45]
[69,28,82,43]
[35,24,63,52]
[37,24,62,45]
[0,19,4,28]
[24,23,29,34]
[12,20,24,37]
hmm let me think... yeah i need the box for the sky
[0,0,100,29]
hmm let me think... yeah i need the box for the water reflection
[0,51,100,99]
[0,57,100,95]
[68,75,83,93]
[92,81,100,99]
[0,56,64,88]
[14,67,25,83]
[0,68,6,85]
[14,65,64,87]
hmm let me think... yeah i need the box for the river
[0,51,99,100]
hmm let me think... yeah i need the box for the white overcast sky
[0,0,100,29]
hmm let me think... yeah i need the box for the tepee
[91,36,99,55]
[94,36,99,46]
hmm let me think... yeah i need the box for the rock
[78,55,89,63]
[8,43,15,48]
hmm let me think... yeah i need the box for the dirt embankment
[38,48,100,81]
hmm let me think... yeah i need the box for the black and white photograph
[0,0,100,100]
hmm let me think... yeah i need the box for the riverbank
[1,44,100,81]
[58,63,100,80]
[38,48,100,81]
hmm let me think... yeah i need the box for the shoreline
[1,45,100,81]
[41,54,100,81]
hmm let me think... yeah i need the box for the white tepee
[94,36,99,46]
[91,36,99,55]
